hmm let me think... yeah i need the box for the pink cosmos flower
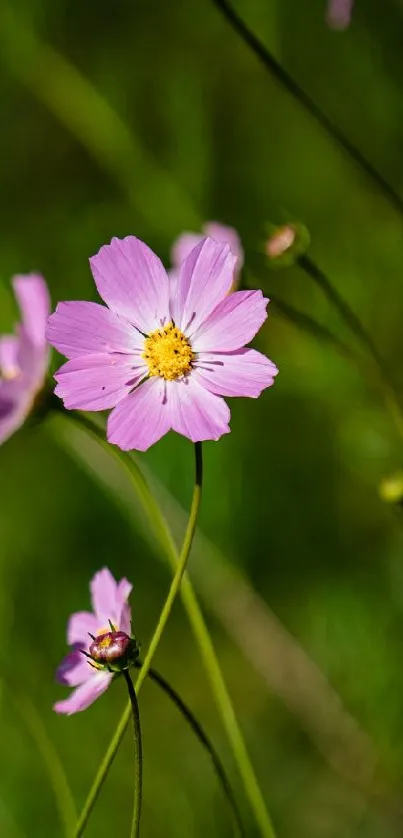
[55,568,132,715]
[47,235,278,452]
[170,221,244,290]
[327,0,353,29]
[0,274,50,445]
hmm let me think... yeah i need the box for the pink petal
[168,374,230,442]
[68,611,100,647]
[170,232,204,270]
[90,567,120,624]
[12,274,50,347]
[117,577,132,601]
[203,222,244,270]
[54,671,112,715]
[119,602,132,635]
[192,290,269,352]
[56,649,92,687]
[0,382,32,445]
[195,348,278,398]
[172,238,237,336]
[90,236,170,334]
[54,353,146,411]
[107,377,171,452]
[171,224,243,273]
[0,336,20,378]
[47,301,142,360]
[327,0,353,29]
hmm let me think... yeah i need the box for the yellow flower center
[143,322,194,381]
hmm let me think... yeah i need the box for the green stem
[72,441,203,838]
[211,0,403,219]
[135,661,245,837]
[57,409,276,838]
[298,254,389,378]
[134,441,203,694]
[124,671,143,838]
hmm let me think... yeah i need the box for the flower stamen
[143,322,194,380]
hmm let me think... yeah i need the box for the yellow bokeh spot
[143,322,194,381]
[379,472,403,504]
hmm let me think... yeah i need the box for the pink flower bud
[265,225,296,259]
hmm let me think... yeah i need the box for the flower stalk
[136,661,245,837]
[123,670,143,838]
[58,410,277,838]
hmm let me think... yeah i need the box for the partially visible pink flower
[0,274,50,445]
[170,221,244,290]
[47,235,278,452]
[54,568,132,715]
[327,0,353,29]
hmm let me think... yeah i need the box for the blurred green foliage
[2,0,403,836]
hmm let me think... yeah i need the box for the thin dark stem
[212,0,403,218]
[135,661,245,837]
[298,254,394,384]
[124,670,143,838]
[269,289,356,360]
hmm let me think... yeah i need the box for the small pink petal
[47,301,142,360]
[170,232,204,271]
[56,649,92,687]
[0,387,28,445]
[172,238,237,336]
[12,274,50,348]
[107,377,171,452]
[203,222,244,271]
[90,568,120,624]
[0,336,20,379]
[192,290,269,353]
[119,603,132,635]
[54,671,112,715]
[116,578,133,614]
[54,353,146,411]
[195,348,278,398]
[90,236,170,334]
[67,611,99,647]
[168,375,230,442]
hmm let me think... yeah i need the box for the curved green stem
[135,661,245,837]
[58,410,276,837]
[124,671,143,838]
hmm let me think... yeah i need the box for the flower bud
[264,222,310,268]
[89,631,140,672]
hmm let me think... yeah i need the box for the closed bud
[264,221,310,268]
[89,630,140,672]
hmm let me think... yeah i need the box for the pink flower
[0,274,50,445]
[55,568,132,715]
[170,221,244,290]
[326,0,353,29]
[47,235,278,452]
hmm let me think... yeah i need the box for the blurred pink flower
[54,568,132,715]
[0,274,50,445]
[327,0,353,29]
[47,235,277,452]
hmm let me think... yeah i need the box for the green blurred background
[2,0,403,835]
